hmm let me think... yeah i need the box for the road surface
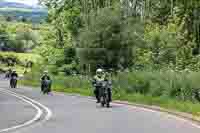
[0,77,200,133]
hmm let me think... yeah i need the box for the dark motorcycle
[99,81,110,108]
[5,73,10,79]
[10,76,17,88]
[5,71,11,79]
[42,79,51,94]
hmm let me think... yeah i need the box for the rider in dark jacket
[40,71,51,93]
[92,69,105,103]
[10,70,18,87]
[11,70,18,78]
[5,69,12,78]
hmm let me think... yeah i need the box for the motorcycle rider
[40,70,52,94]
[104,72,112,102]
[92,68,105,103]
[10,70,18,88]
[5,68,12,79]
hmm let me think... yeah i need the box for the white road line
[0,89,43,133]
[112,102,200,129]
[2,89,52,122]
[2,86,199,131]
[54,92,200,129]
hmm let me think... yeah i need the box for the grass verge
[20,77,200,117]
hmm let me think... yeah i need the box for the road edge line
[0,88,43,133]
[53,91,200,129]
[5,89,52,122]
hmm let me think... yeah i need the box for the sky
[4,0,39,6]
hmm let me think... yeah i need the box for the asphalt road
[0,77,200,133]
[0,90,36,130]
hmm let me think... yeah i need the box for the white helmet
[44,70,48,74]
[96,68,103,73]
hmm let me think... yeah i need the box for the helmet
[44,70,48,74]
[105,71,110,78]
[105,71,109,76]
[96,69,103,73]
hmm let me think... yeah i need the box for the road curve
[0,89,37,131]
[0,88,52,133]
[0,79,200,133]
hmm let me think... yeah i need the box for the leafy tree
[0,22,10,51]
[78,8,144,71]
[15,24,38,51]
[39,0,200,73]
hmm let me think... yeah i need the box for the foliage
[21,68,200,115]
[18,0,200,112]
[78,8,144,71]
[0,21,39,52]
[38,0,200,73]
[0,52,43,75]
[0,52,42,66]
[113,70,198,101]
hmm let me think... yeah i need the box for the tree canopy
[30,0,200,73]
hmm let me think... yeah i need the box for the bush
[23,67,92,90]
[0,52,42,66]
[47,65,59,75]
[22,64,200,103]
[21,68,200,115]
[112,70,200,102]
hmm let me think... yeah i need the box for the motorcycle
[5,71,11,79]
[42,79,51,94]
[99,81,110,108]
[10,76,17,88]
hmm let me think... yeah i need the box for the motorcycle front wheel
[13,81,17,88]
[101,96,105,107]
[106,94,110,108]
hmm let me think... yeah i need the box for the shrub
[113,70,200,102]
[0,52,42,66]
[23,64,200,103]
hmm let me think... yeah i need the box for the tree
[15,24,38,51]
[39,0,200,72]
[0,22,10,51]
[78,8,144,71]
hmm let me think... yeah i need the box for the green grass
[114,93,200,116]
[19,65,200,117]
[20,74,200,116]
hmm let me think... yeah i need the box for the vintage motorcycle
[99,80,110,108]
[10,76,17,88]
[41,79,52,94]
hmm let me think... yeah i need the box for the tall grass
[22,68,200,102]
[113,70,200,102]
[20,68,200,115]
[21,66,92,92]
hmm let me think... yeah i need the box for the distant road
[0,78,200,133]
